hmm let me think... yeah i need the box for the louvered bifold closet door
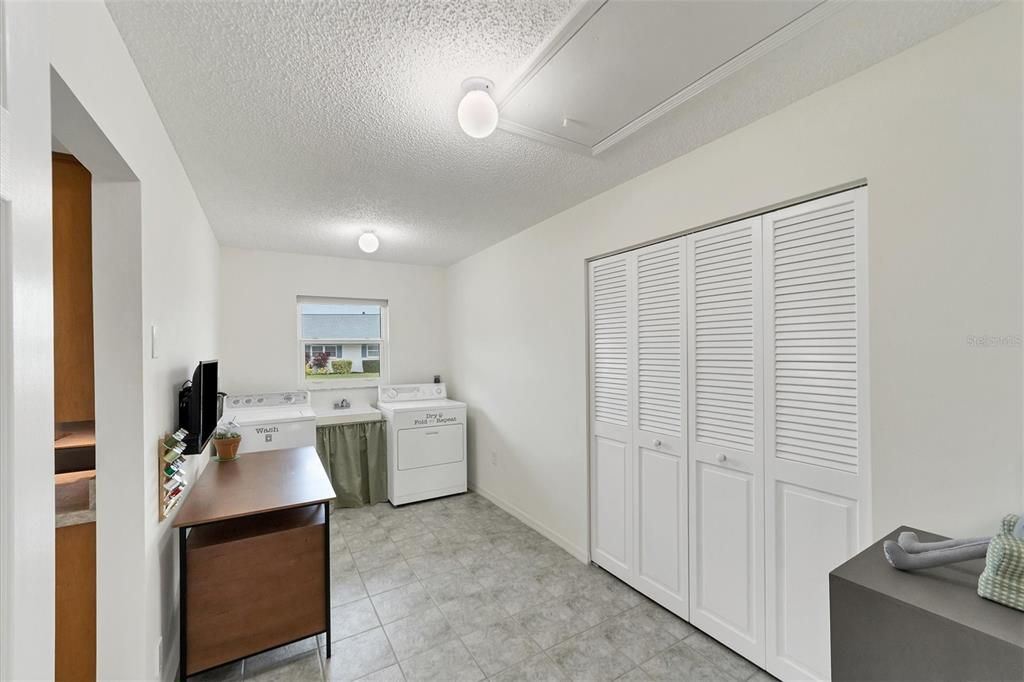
[763,187,868,682]
[589,254,634,582]
[632,238,688,617]
[687,218,766,666]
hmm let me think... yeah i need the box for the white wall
[447,3,1023,559]
[219,247,447,412]
[3,1,220,679]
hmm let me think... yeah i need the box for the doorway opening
[50,67,145,679]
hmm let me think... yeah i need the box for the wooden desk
[174,447,335,677]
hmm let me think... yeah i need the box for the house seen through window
[299,298,386,386]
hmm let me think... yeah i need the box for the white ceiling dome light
[457,77,498,139]
[358,232,380,254]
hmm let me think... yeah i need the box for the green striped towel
[977,513,1024,611]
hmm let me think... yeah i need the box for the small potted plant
[212,420,242,461]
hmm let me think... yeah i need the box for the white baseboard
[162,631,179,682]
[470,482,590,563]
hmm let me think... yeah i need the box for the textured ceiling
[107,0,992,266]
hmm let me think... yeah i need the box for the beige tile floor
[189,492,775,682]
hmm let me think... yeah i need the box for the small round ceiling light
[457,77,498,139]
[358,232,379,254]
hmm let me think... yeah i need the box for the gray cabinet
[830,526,1024,682]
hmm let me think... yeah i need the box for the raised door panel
[637,445,686,614]
[687,220,765,665]
[593,435,631,579]
[589,254,633,581]
[692,462,757,639]
[763,187,869,681]
[768,478,858,681]
[632,238,687,615]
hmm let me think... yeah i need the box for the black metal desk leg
[324,501,332,659]
[179,526,188,679]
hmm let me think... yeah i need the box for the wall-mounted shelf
[159,430,189,520]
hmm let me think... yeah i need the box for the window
[298,297,387,388]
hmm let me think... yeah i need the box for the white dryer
[220,391,316,454]
[377,383,467,505]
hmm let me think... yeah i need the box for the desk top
[173,447,335,528]
[831,525,1023,647]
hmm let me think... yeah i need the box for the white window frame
[297,296,388,390]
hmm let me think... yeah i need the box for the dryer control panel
[378,383,447,403]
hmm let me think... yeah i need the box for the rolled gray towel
[897,531,990,554]
[883,538,989,570]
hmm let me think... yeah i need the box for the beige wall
[447,3,1023,558]
[219,247,448,413]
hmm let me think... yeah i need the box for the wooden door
[763,188,868,681]
[55,522,96,681]
[52,152,94,423]
[687,218,766,665]
[631,238,687,616]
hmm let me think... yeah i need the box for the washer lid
[378,398,466,414]
[225,406,317,426]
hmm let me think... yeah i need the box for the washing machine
[220,391,316,454]
[378,383,467,505]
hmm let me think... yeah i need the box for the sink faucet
[333,399,351,410]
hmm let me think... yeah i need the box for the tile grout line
[349,497,507,679]
[364,571,404,682]
[332,495,710,682]
[420,554,487,679]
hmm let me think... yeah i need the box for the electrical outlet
[490,450,497,466]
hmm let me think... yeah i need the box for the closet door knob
[717,453,727,463]
[653,439,662,447]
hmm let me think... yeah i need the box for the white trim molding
[495,0,607,106]
[0,107,10,202]
[498,0,852,156]
[470,483,590,564]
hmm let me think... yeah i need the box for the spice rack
[159,429,189,520]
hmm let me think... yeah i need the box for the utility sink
[315,405,381,426]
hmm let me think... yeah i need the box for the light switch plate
[151,324,159,359]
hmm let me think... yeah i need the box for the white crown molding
[499,0,852,157]
[496,118,592,156]
[495,0,607,106]
[591,0,852,155]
